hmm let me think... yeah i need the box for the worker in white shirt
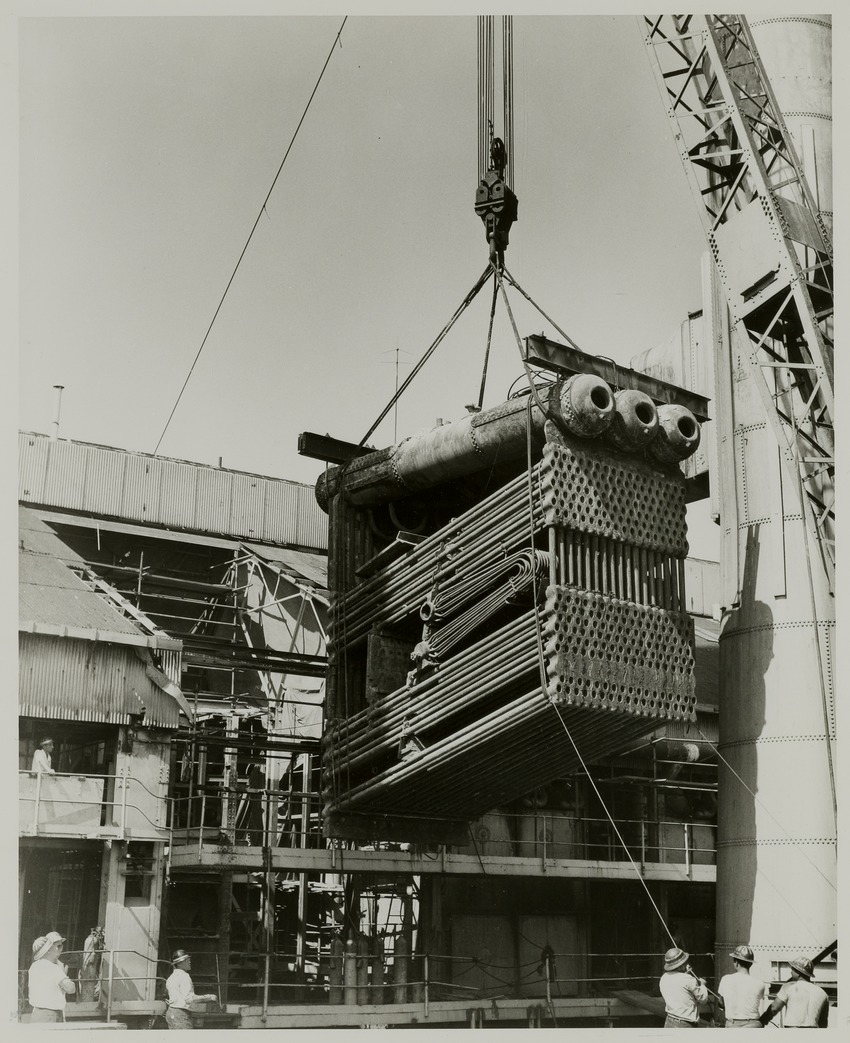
[717,944,769,1028]
[165,950,217,1030]
[28,932,76,1022]
[659,947,708,1028]
[31,737,56,775]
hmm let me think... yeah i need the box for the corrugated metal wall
[19,633,181,729]
[18,432,328,550]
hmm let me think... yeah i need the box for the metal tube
[566,529,574,586]
[199,791,206,860]
[31,768,42,835]
[262,952,270,1023]
[615,541,623,599]
[51,385,64,441]
[662,554,672,610]
[423,954,429,1018]
[120,769,127,838]
[548,526,558,587]
[106,949,114,1023]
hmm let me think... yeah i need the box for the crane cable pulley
[475,16,518,269]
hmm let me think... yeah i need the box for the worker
[659,947,708,1028]
[28,932,75,1022]
[717,944,768,1028]
[759,957,829,1028]
[165,950,217,1030]
[31,737,56,774]
[79,926,105,1001]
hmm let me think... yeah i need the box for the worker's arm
[759,994,786,1026]
[58,965,76,995]
[687,969,709,1005]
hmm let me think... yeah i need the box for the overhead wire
[152,16,348,456]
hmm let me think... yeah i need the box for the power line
[153,16,348,456]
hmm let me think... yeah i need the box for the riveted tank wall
[748,16,832,233]
[709,257,836,981]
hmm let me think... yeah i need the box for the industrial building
[17,12,835,1032]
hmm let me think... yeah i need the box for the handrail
[19,944,716,1017]
[168,795,715,863]
[18,769,168,837]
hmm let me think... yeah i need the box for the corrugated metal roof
[19,551,143,636]
[19,633,181,728]
[19,504,86,562]
[19,507,143,637]
[241,543,328,588]
[28,508,328,590]
[19,431,328,550]
[18,505,186,729]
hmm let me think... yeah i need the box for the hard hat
[32,932,65,960]
[663,947,690,972]
[788,957,814,980]
[172,949,192,965]
[730,945,754,965]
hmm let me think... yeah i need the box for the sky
[13,6,794,560]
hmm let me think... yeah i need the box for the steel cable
[153,16,348,455]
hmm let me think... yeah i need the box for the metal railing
[460,810,716,867]
[170,787,323,855]
[68,944,715,1020]
[169,788,715,867]
[18,769,168,840]
[19,943,723,1022]
[18,948,169,1022]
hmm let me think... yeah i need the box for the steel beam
[168,845,716,883]
[298,431,376,465]
[523,335,711,421]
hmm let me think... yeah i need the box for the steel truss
[642,14,834,582]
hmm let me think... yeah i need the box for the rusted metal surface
[322,396,697,833]
[544,588,695,717]
[524,335,711,421]
[540,434,688,554]
[18,432,327,550]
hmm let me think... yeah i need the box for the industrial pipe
[649,404,701,463]
[316,376,615,509]
[604,389,659,452]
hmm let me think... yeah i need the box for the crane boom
[641,15,834,583]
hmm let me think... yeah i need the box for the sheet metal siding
[123,453,161,522]
[18,433,49,503]
[19,634,179,728]
[44,440,88,511]
[295,484,327,550]
[231,472,267,540]
[19,434,328,550]
[159,649,183,687]
[196,467,233,533]
[158,460,198,529]
[85,446,127,516]
[264,481,299,546]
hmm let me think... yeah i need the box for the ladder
[641,15,834,584]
